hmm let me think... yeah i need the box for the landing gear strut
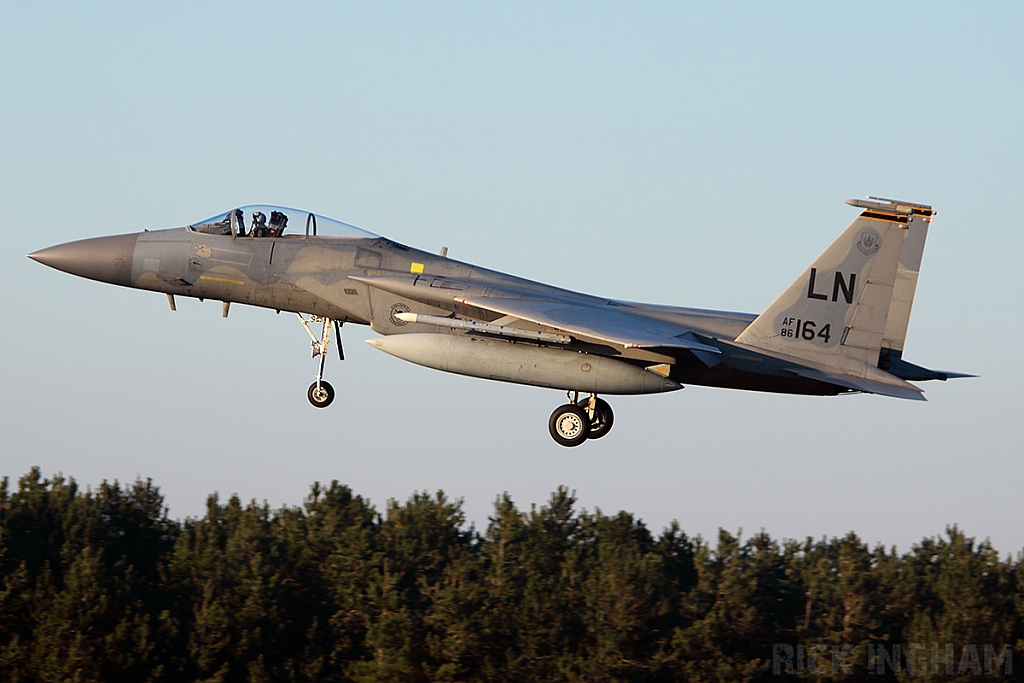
[548,392,615,447]
[297,314,343,408]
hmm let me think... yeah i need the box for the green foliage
[0,469,179,682]
[1,470,1021,682]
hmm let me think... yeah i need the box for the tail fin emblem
[856,230,881,255]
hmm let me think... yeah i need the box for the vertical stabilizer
[735,198,933,375]
[876,197,934,357]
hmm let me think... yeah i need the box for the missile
[394,311,572,344]
[366,333,682,395]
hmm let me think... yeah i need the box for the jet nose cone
[29,233,139,287]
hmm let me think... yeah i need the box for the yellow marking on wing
[410,262,424,274]
[199,275,245,286]
[646,364,672,376]
[731,354,763,362]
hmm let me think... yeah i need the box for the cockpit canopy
[190,205,379,239]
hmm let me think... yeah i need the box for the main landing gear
[548,392,615,447]
[297,314,344,408]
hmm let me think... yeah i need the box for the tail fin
[735,197,935,374]
[877,197,933,359]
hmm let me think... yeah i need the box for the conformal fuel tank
[366,333,682,395]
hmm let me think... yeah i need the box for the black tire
[548,404,591,447]
[582,397,614,439]
[307,380,335,408]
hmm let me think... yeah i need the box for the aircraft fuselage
[46,226,829,394]
[31,197,962,445]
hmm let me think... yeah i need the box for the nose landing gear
[308,380,335,408]
[297,314,343,408]
[548,392,615,447]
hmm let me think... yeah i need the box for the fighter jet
[29,197,969,446]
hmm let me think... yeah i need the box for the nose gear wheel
[297,314,343,408]
[308,380,335,407]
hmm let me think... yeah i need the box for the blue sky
[1,3,1021,553]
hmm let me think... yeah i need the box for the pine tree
[350,490,477,683]
[0,470,179,682]
[669,530,802,682]
[3,468,1024,682]
[900,527,1016,679]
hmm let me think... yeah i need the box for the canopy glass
[190,205,379,239]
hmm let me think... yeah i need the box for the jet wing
[340,273,722,365]
[454,295,722,358]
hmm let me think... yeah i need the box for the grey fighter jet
[29,197,969,446]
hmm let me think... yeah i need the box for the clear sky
[2,2,1021,553]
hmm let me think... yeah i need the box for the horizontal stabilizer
[679,332,724,367]
[787,366,926,401]
[885,354,975,382]
[937,371,977,379]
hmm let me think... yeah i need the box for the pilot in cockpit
[250,211,268,238]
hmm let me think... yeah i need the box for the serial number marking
[780,317,832,344]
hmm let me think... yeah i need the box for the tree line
[0,468,1020,682]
